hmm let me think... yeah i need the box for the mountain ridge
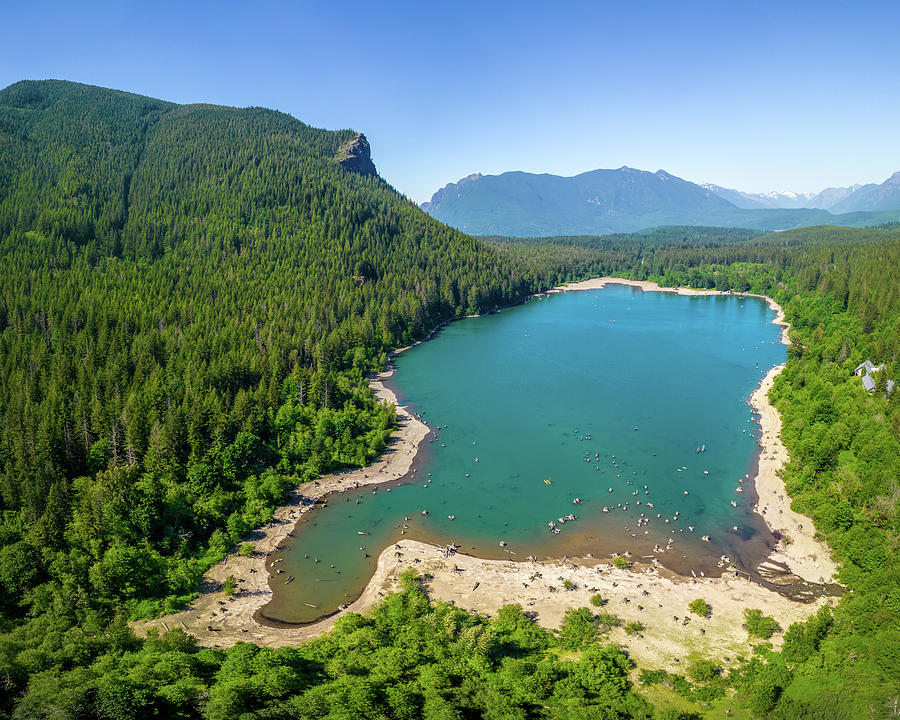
[422,166,900,236]
[697,178,900,212]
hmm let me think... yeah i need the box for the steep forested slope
[0,80,542,625]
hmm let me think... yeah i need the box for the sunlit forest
[0,80,897,719]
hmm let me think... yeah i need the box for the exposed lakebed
[260,284,785,624]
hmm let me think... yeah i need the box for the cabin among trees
[854,360,885,376]
[855,360,893,394]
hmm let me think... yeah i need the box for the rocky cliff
[337,133,377,177]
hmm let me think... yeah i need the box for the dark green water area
[260,284,785,624]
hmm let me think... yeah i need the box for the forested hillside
[0,80,546,631]
[0,80,898,719]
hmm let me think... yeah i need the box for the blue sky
[3,0,899,203]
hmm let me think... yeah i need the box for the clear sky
[3,0,899,203]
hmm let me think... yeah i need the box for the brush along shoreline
[134,278,838,669]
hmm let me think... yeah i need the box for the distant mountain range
[701,172,900,213]
[421,167,900,237]
[698,183,861,210]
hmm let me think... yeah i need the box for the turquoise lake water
[260,284,785,624]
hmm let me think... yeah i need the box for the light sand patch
[751,365,837,583]
[379,540,834,671]
[137,538,833,671]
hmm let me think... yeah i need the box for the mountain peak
[885,171,900,185]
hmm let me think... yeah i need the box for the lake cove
[261,283,785,624]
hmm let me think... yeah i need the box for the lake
[259,284,785,624]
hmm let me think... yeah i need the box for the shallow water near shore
[260,284,785,624]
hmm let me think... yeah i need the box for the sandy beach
[133,536,834,670]
[751,364,838,584]
[359,540,833,670]
[135,277,838,668]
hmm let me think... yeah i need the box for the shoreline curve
[134,277,838,658]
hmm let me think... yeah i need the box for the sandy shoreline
[132,367,430,645]
[554,277,833,583]
[135,276,838,663]
[551,277,791,345]
[359,540,834,671]
[751,365,837,584]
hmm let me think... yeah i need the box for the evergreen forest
[0,80,898,719]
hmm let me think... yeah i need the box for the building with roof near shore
[855,360,886,376]
[855,359,892,394]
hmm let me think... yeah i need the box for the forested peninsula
[0,80,898,719]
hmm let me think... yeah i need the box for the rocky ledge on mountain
[337,133,377,177]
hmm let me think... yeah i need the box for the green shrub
[638,668,668,685]
[596,612,622,632]
[222,575,237,596]
[687,598,710,617]
[687,659,719,683]
[557,608,599,649]
[743,608,781,639]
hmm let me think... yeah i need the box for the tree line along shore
[0,81,898,718]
